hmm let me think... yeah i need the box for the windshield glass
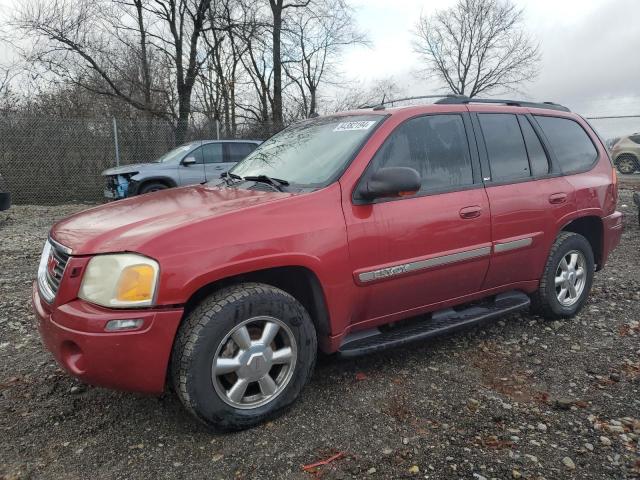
[230,115,385,187]
[155,144,194,163]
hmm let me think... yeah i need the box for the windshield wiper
[220,171,243,186]
[221,171,243,180]
[243,175,289,192]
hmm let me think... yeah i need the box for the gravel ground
[1,191,639,480]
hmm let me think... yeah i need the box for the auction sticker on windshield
[333,121,377,132]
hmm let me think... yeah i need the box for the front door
[343,113,492,326]
[178,146,206,185]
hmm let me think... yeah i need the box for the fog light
[105,319,144,332]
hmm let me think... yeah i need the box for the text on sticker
[333,121,377,132]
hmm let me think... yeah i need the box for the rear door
[225,142,258,169]
[471,111,576,289]
[343,113,492,325]
[201,142,226,180]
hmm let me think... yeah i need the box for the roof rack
[434,96,571,112]
[359,94,466,110]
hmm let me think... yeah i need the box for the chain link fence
[0,113,274,204]
[0,110,638,205]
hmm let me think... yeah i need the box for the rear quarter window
[534,116,598,174]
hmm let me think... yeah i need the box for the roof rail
[434,96,571,112]
[359,94,465,110]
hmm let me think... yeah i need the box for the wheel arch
[561,215,604,270]
[133,176,177,194]
[180,265,332,349]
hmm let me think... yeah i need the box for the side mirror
[182,156,197,166]
[358,167,421,201]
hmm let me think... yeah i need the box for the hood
[51,185,293,255]
[102,162,167,176]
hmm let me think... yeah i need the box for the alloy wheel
[554,250,587,307]
[211,316,297,409]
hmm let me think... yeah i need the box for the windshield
[155,144,194,163]
[230,115,385,187]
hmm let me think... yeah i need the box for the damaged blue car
[102,139,260,199]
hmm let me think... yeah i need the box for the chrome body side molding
[494,237,533,253]
[358,246,491,283]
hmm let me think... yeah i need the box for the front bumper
[104,174,135,199]
[33,283,184,394]
[600,210,623,268]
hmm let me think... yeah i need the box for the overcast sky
[342,0,640,137]
[1,0,638,137]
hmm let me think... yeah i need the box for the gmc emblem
[47,253,60,279]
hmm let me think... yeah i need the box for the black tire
[530,232,595,319]
[171,283,317,431]
[139,182,169,194]
[615,155,638,175]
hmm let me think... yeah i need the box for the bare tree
[235,2,274,126]
[267,0,309,129]
[198,0,248,137]
[328,77,402,112]
[284,0,367,117]
[14,0,212,144]
[413,0,540,97]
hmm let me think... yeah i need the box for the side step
[337,291,530,358]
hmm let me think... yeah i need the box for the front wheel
[530,232,595,319]
[171,283,317,431]
[139,182,169,195]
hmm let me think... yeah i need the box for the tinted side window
[534,116,598,173]
[629,134,640,145]
[479,114,530,181]
[228,143,257,163]
[201,143,224,164]
[370,114,473,192]
[519,117,549,176]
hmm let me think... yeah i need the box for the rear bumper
[33,283,184,394]
[600,211,623,268]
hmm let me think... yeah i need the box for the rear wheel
[139,182,169,194]
[171,283,317,431]
[615,155,638,174]
[530,232,594,319]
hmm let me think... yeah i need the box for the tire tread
[530,231,593,319]
[170,282,316,430]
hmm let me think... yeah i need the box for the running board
[337,291,530,358]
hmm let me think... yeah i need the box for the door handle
[459,205,482,219]
[549,193,567,204]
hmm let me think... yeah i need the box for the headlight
[79,254,159,308]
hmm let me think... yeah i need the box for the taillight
[611,167,618,205]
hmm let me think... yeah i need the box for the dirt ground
[1,190,639,480]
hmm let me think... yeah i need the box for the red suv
[33,97,622,430]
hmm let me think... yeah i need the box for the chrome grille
[37,239,71,303]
